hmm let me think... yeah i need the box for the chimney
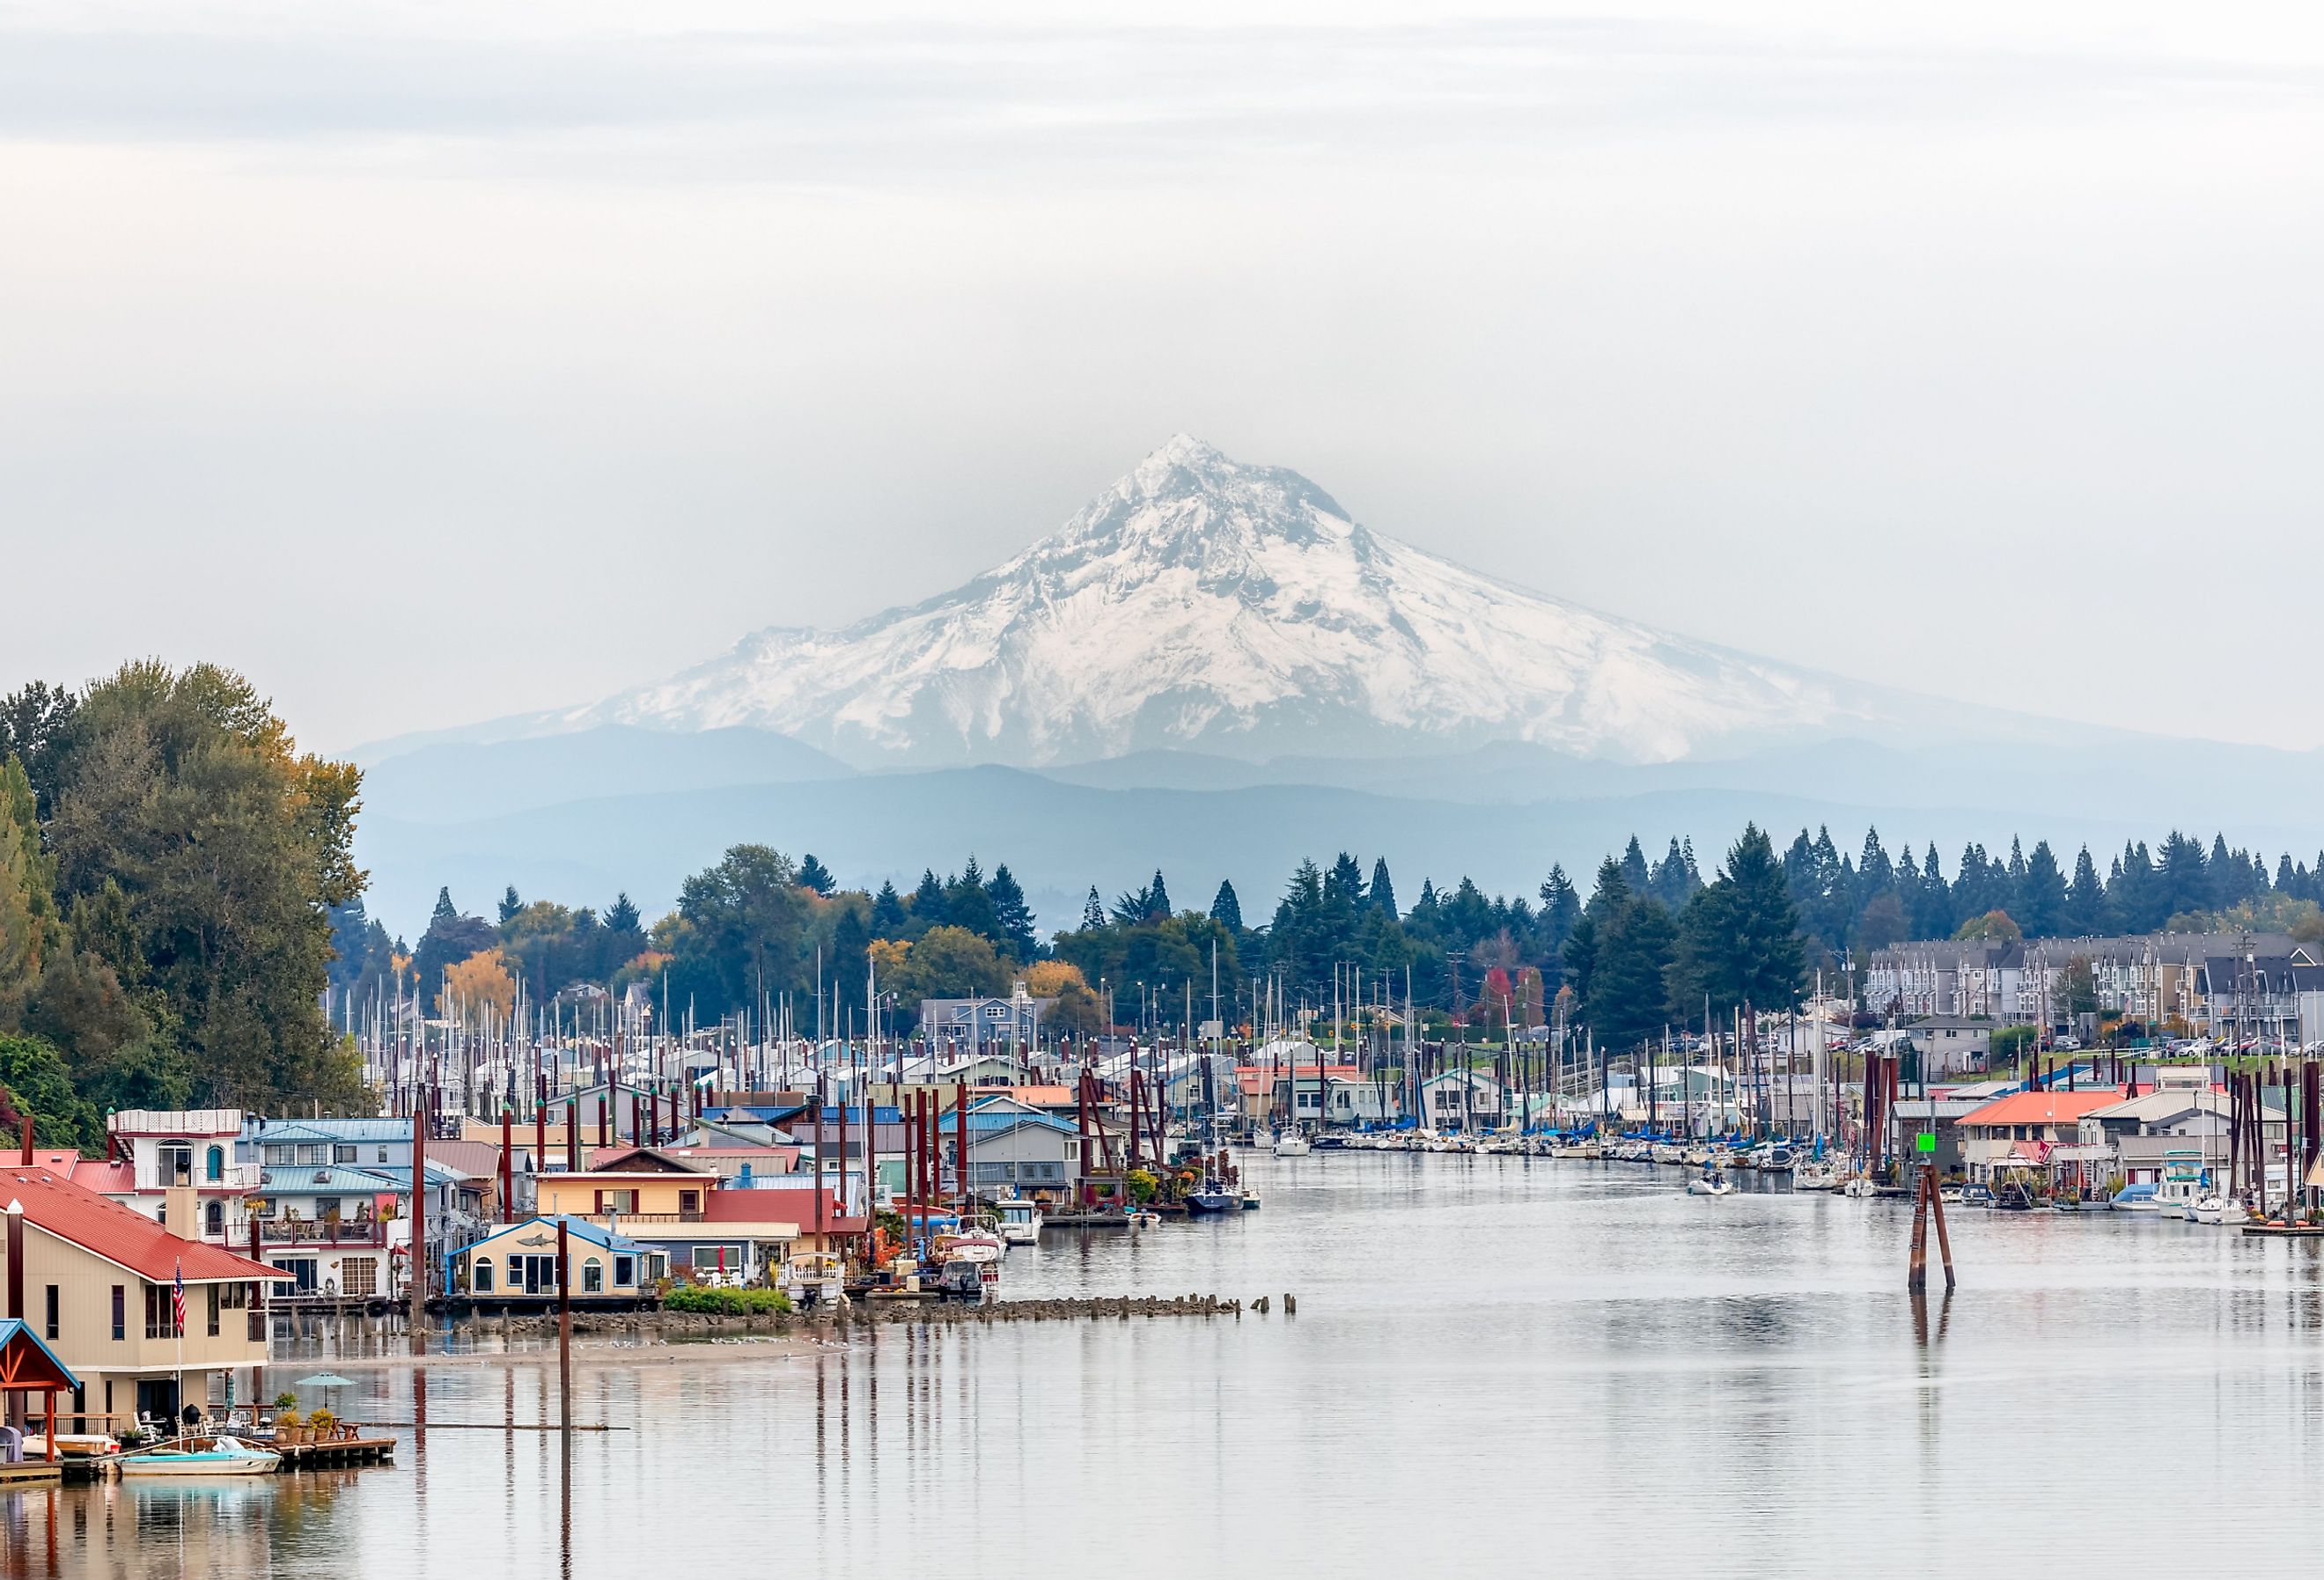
[164,1183,197,1242]
[18,1113,30,1166]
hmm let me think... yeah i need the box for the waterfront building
[916,990,1052,1053]
[949,1103,1084,1200]
[453,1216,663,1303]
[3,1168,273,1428]
[533,1145,799,1282]
[103,1111,263,1247]
[1953,1088,2126,1187]
[1416,1068,1509,1133]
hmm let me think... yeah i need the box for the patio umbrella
[297,1373,357,1412]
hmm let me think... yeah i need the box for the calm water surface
[12,1152,2324,1577]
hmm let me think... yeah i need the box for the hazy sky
[4,2,2319,753]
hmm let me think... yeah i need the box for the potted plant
[276,1407,305,1444]
[308,1407,337,1441]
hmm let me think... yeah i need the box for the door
[136,1378,180,1426]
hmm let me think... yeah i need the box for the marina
[17,1148,2324,1574]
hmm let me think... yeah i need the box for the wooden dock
[2243,1223,2324,1238]
[273,1434,397,1468]
[0,1460,63,1488]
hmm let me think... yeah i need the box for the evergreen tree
[1914,843,1956,939]
[430,887,459,930]
[1586,896,1675,1051]
[2064,848,2105,935]
[945,858,1002,944]
[2110,841,2158,931]
[798,854,836,897]
[1618,836,1651,897]
[911,869,948,928]
[498,885,523,925]
[2156,832,2209,921]
[1210,880,1243,932]
[1669,824,1806,1022]
[605,893,642,934]
[2208,834,2236,908]
[1080,886,1106,931]
[1367,857,1398,917]
[1537,865,1580,954]
[984,863,1038,961]
[2017,841,2067,937]
[1148,869,1173,920]
[871,880,908,937]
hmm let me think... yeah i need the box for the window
[111,1285,125,1341]
[205,1202,224,1236]
[613,1255,635,1287]
[143,1284,180,1340]
[342,1259,377,1297]
[474,1258,495,1293]
[317,1198,342,1223]
[295,1144,327,1165]
[679,1190,702,1215]
[334,1145,357,1165]
[377,1147,389,1164]
[207,1284,221,1337]
[583,1258,604,1294]
[158,1143,192,1184]
[205,1145,225,1182]
[265,1144,295,1165]
[44,1284,58,1341]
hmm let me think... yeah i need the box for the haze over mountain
[424,436,1953,768]
[351,437,2324,937]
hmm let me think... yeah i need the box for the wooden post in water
[555,1217,572,1432]
[955,1081,969,1218]
[410,1099,428,1352]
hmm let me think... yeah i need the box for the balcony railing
[258,1218,388,1246]
[136,1162,264,1192]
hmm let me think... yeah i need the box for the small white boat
[1686,1170,1734,1197]
[1272,1131,1312,1157]
[1842,1175,1876,1199]
[2190,1194,2238,1225]
[120,1436,282,1477]
[994,1198,1044,1246]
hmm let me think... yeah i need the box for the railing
[258,1219,388,1246]
[135,1162,263,1192]
[578,1210,704,1224]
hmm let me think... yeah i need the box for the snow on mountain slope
[559,436,1885,766]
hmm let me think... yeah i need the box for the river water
[12,1150,2324,1577]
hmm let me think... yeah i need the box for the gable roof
[3,1167,275,1284]
[575,1146,716,1175]
[1956,1089,2126,1129]
[0,1318,78,1391]
[469,1215,643,1254]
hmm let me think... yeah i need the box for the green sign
[1916,1132,1937,1153]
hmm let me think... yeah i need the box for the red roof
[699,1192,803,1224]
[1957,1088,2124,1129]
[1,1165,274,1284]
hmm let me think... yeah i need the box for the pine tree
[1147,869,1172,920]
[498,885,523,925]
[1367,857,1398,917]
[872,880,908,937]
[1080,886,1106,931]
[2018,841,2066,937]
[1537,865,1580,953]
[2064,848,2105,936]
[984,863,1038,961]
[430,887,459,930]
[602,892,639,932]
[1210,880,1243,932]
[798,854,836,897]
[912,869,948,927]
[1619,836,1651,897]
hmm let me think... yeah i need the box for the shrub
[307,1408,336,1436]
[663,1285,792,1316]
[275,1409,301,1429]
[274,1392,298,1411]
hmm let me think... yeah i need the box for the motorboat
[2190,1194,2239,1225]
[2110,1182,2163,1213]
[2156,1152,2207,1220]
[1960,1182,1996,1209]
[1686,1169,1734,1197]
[1272,1131,1312,1157]
[993,1198,1044,1246]
[1842,1175,1877,1199]
[935,1218,1006,1265]
[120,1437,282,1477]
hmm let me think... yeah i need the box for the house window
[44,1284,58,1341]
[342,1259,377,1297]
[159,1143,193,1185]
[265,1145,295,1165]
[317,1198,343,1223]
[208,1284,221,1337]
[334,1145,357,1165]
[614,1255,635,1286]
[583,1258,604,1294]
[205,1201,224,1236]
[296,1144,327,1166]
[143,1284,180,1340]
[206,1145,225,1182]
[378,1147,389,1164]
[474,1259,496,1293]
[111,1285,125,1341]
[679,1190,701,1215]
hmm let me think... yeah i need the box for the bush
[307,1408,336,1435]
[274,1392,298,1411]
[663,1285,792,1316]
[274,1408,301,1429]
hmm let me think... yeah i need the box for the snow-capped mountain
[557,436,1887,766]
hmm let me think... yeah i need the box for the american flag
[172,1260,185,1334]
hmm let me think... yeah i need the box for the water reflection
[18,1157,2324,1574]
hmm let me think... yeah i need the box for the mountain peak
[572,439,1883,766]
